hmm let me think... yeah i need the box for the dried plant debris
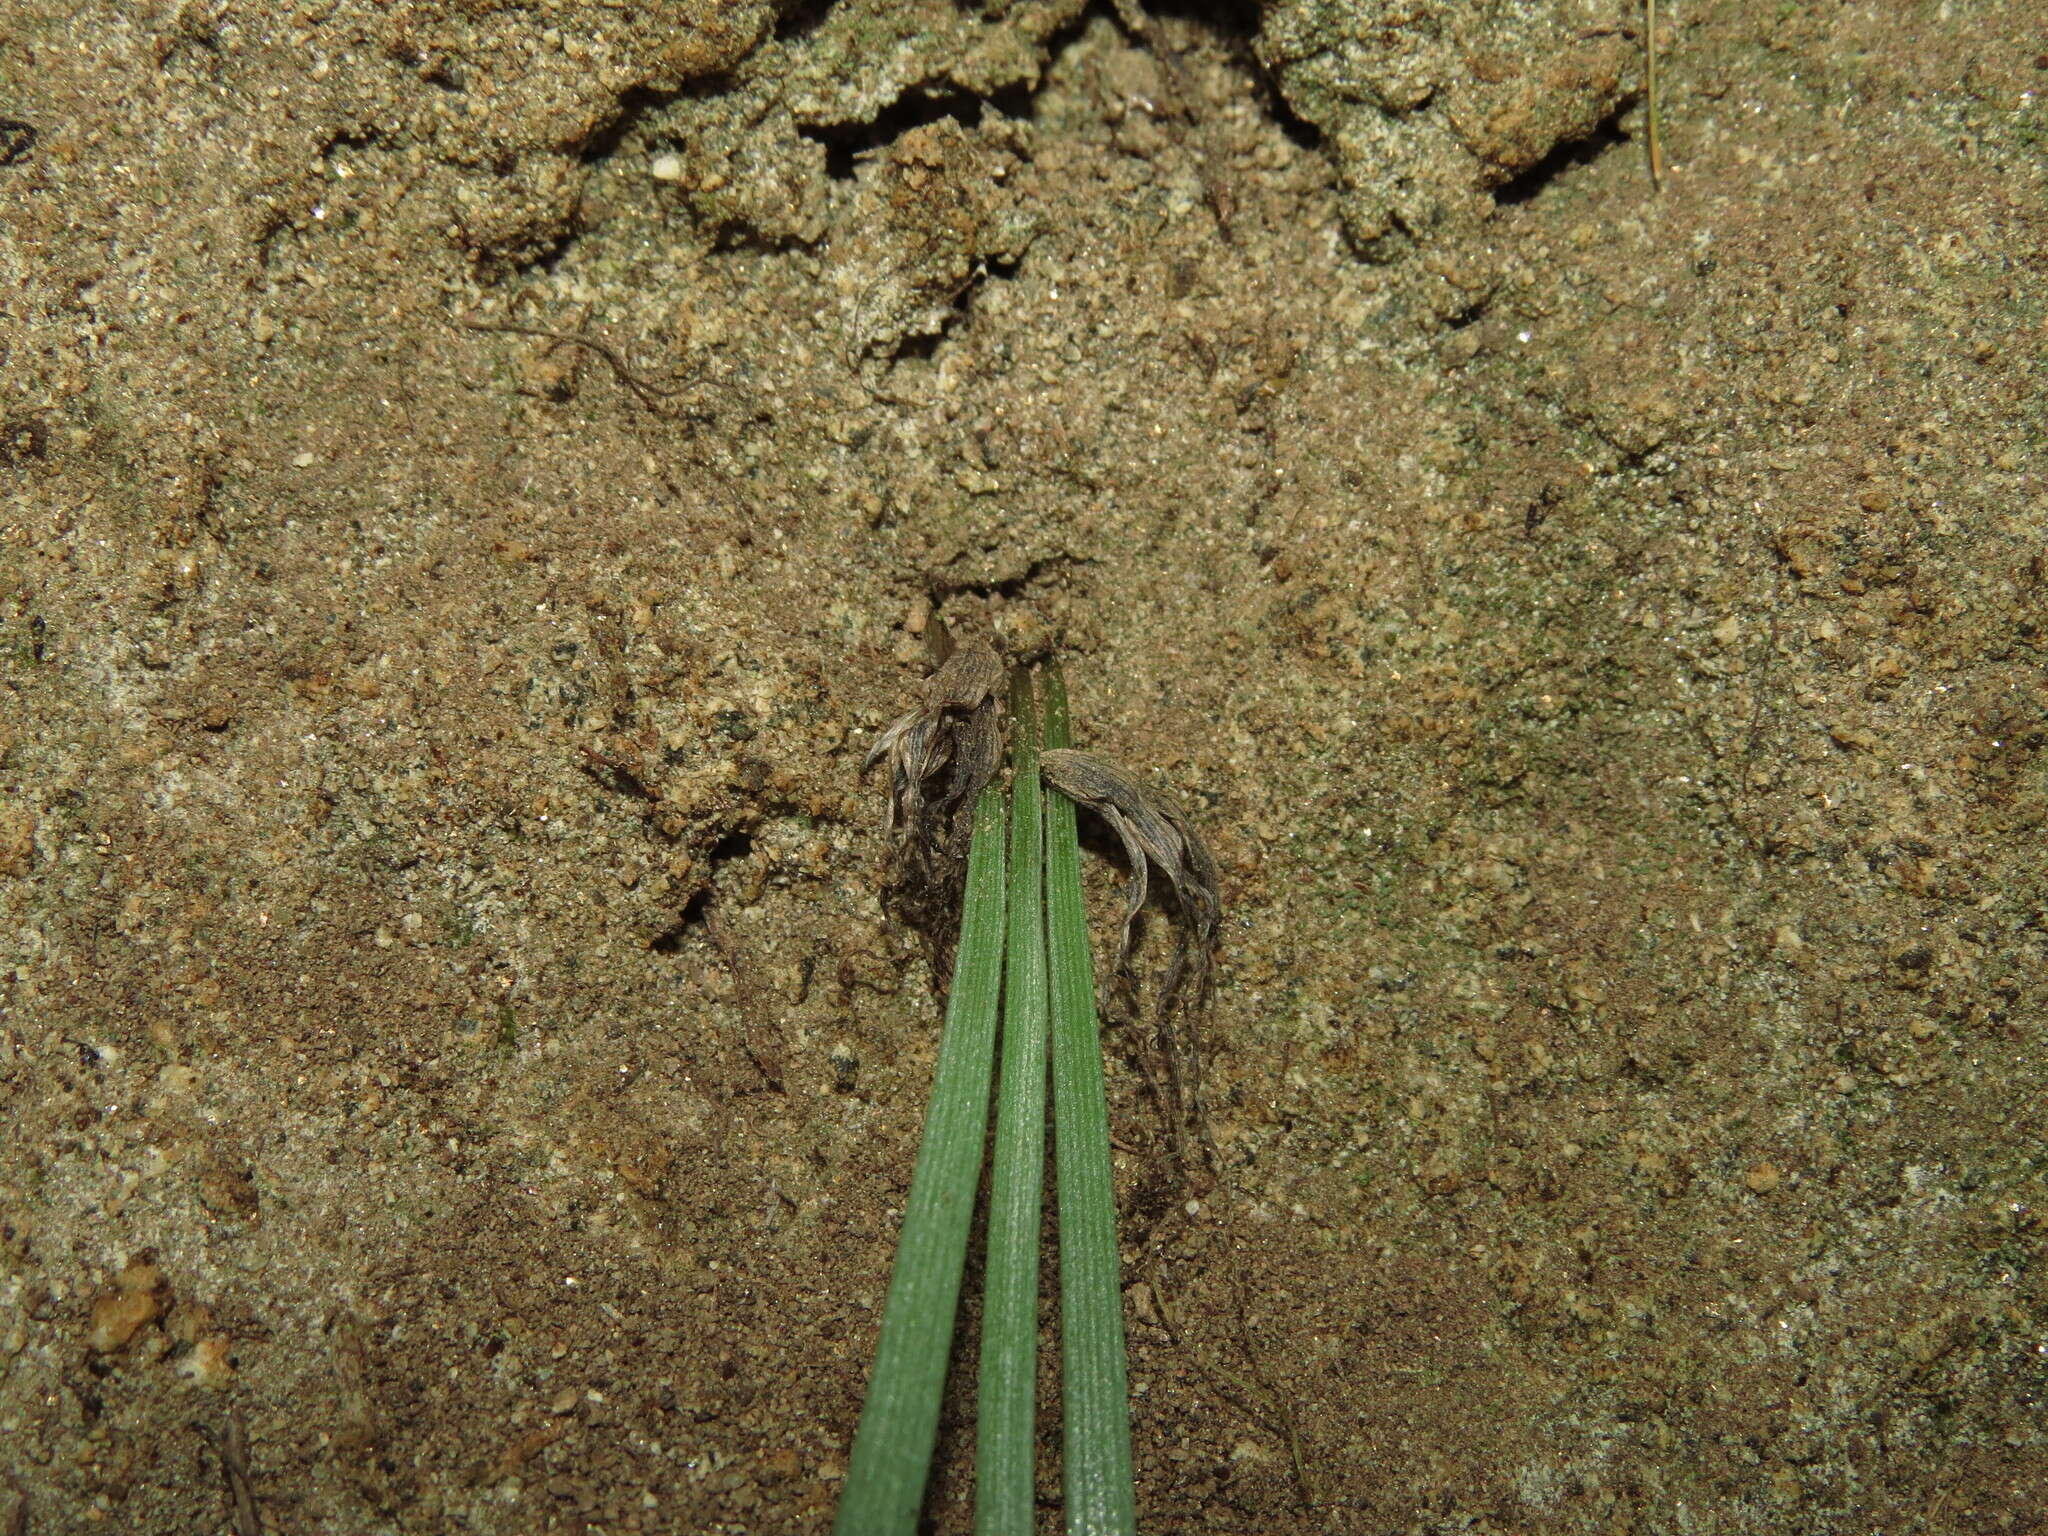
[861,652,1224,1157]
[863,635,1004,966]
[1038,749,1221,994]
[1039,747,1221,1155]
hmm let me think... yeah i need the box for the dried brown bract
[1039,749,1219,993]
[1040,746,1221,1156]
[862,636,1004,965]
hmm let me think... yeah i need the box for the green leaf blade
[977,673,1051,1536]
[835,786,1008,1536]
[1042,669,1138,1536]
[974,671,1048,1536]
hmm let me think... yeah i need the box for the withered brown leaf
[862,636,1004,969]
[1039,746,1221,1160]
[1038,748,1219,1001]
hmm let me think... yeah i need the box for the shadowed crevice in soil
[772,0,837,43]
[925,552,1093,605]
[797,0,1306,186]
[576,83,685,167]
[874,246,1029,363]
[650,827,759,952]
[1258,73,1323,151]
[1135,0,1321,148]
[1491,105,1634,206]
[800,81,1040,180]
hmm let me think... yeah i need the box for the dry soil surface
[2,2,2045,1533]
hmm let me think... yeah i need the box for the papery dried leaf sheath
[1038,749,1219,988]
[863,638,1005,970]
[864,639,1003,839]
[1039,746,1221,1158]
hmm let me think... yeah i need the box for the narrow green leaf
[835,787,1008,1536]
[977,673,1050,1536]
[1042,668,1138,1536]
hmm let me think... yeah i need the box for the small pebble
[650,153,684,182]
[89,1275,161,1353]
[1745,1162,1781,1195]
[176,1335,234,1387]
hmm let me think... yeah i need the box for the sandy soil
[2,1,2044,1532]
